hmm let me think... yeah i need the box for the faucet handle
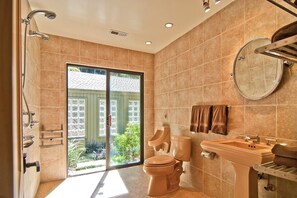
[265,138,277,146]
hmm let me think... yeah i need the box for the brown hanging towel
[211,105,228,135]
[190,105,200,132]
[198,105,212,133]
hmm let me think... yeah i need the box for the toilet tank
[171,136,191,161]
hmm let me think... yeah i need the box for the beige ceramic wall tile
[129,50,143,66]
[244,0,274,21]
[204,36,221,63]
[188,166,204,192]
[189,23,204,49]
[189,44,204,67]
[189,87,204,106]
[175,90,190,108]
[221,158,235,185]
[60,55,79,70]
[203,84,222,104]
[41,52,61,71]
[222,24,244,57]
[221,0,244,32]
[227,106,244,134]
[40,89,60,107]
[276,69,297,104]
[221,181,234,198]
[40,107,61,130]
[190,144,204,170]
[176,71,190,90]
[222,53,236,82]
[176,108,190,126]
[40,34,61,53]
[176,52,190,73]
[60,37,79,56]
[97,44,114,60]
[40,71,61,89]
[114,48,129,64]
[222,81,244,105]
[204,12,221,41]
[190,65,204,88]
[161,62,170,79]
[80,41,97,59]
[277,106,297,140]
[276,178,297,197]
[245,106,276,136]
[204,59,222,85]
[168,58,177,75]
[79,57,97,66]
[143,53,154,66]
[176,34,190,55]
[203,173,221,198]
[244,11,276,42]
[244,92,276,105]
[203,155,221,178]
[276,9,296,29]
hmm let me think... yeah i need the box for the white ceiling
[28,0,233,53]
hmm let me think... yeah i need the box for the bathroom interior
[1,0,297,197]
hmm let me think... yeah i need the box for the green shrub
[112,123,140,164]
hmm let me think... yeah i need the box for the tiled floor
[36,165,209,198]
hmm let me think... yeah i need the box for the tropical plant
[68,140,84,168]
[112,123,140,164]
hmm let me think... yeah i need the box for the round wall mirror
[233,38,283,100]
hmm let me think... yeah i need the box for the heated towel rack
[253,161,297,182]
[255,35,297,64]
[40,124,64,147]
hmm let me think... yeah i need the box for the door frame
[66,64,144,176]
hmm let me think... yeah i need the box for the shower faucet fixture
[22,10,56,25]
[28,30,49,40]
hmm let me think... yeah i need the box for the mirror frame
[233,38,284,100]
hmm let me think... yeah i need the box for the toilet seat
[144,156,176,167]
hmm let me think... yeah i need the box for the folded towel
[190,106,200,132]
[274,155,297,168]
[198,105,212,133]
[272,144,297,159]
[272,21,297,42]
[211,105,228,135]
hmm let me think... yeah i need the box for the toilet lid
[144,156,175,166]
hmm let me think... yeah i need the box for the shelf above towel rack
[255,35,297,64]
[253,161,297,182]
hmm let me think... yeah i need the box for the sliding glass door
[107,71,143,168]
[67,65,143,176]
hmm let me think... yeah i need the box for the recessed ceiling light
[165,23,173,28]
[145,41,152,45]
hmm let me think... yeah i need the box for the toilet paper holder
[201,150,216,159]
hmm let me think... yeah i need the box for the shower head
[28,30,49,40]
[26,10,56,21]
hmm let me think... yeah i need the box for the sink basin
[201,139,274,198]
[201,139,273,167]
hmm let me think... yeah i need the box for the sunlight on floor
[95,171,129,197]
[36,166,209,198]
[42,170,129,198]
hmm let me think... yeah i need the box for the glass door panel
[107,71,143,168]
[67,65,107,176]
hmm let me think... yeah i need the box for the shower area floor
[36,165,209,198]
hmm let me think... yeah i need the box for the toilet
[143,130,191,196]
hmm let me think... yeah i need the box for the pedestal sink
[201,139,274,198]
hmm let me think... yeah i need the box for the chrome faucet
[243,134,260,144]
